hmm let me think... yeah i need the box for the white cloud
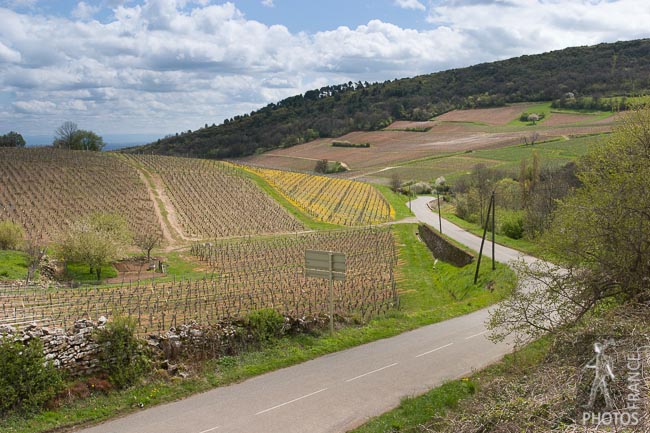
[427,0,650,56]
[393,0,426,11]
[13,100,57,114]
[0,41,21,62]
[1,0,39,8]
[72,1,100,20]
[0,0,649,136]
[261,0,274,7]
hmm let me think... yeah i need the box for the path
[130,163,203,251]
[76,196,539,433]
[134,169,176,248]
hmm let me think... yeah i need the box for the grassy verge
[0,250,30,281]
[373,184,413,220]
[63,262,118,283]
[351,337,551,433]
[0,224,516,433]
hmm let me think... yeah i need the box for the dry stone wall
[0,318,106,376]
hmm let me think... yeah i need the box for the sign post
[305,250,346,334]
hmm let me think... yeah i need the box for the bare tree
[134,230,162,261]
[25,239,46,283]
[389,172,401,192]
[523,132,540,145]
[314,159,328,173]
[53,121,79,149]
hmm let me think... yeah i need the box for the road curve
[75,196,537,433]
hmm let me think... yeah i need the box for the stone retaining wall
[0,317,107,376]
[418,223,474,267]
[0,314,330,377]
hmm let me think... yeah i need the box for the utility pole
[491,191,496,270]
[474,191,495,284]
[437,191,443,234]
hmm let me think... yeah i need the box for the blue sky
[1,0,649,144]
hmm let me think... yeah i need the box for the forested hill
[126,38,650,158]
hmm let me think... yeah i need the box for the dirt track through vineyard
[131,164,200,250]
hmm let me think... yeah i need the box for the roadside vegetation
[354,106,650,433]
[0,201,515,433]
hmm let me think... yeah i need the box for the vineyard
[0,228,397,334]
[0,148,159,241]
[243,166,394,226]
[127,155,304,239]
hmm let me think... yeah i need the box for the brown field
[241,114,616,176]
[384,120,437,130]
[542,112,599,126]
[0,229,397,333]
[435,104,537,125]
[242,122,519,173]
[0,148,159,242]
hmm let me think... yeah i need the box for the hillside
[0,147,159,242]
[0,148,395,246]
[125,39,650,159]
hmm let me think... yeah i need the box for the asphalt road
[76,196,536,433]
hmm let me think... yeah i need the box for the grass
[439,206,539,256]
[351,337,551,433]
[374,184,413,220]
[0,250,30,281]
[392,224,515,313]
[352,380,476,432]
[64,262,118,283]
[507,101,553,126]
[376,134,606,183]
[0,223,516,433]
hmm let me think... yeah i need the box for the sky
[1,0,650,145]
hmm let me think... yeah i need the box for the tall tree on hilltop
[53,121,105,151]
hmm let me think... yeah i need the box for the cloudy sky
[1,0,649,145]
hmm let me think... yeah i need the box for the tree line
[1,122,105,150]
[128,38,650,158]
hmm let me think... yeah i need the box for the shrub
[0,337,63,415]
[245,308,285,343]
[499,211,525,239]
[410,181,433,194]
[0,220,25,250]
[331,141,370,148]
[95,317,150,389]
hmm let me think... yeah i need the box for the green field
[378,134,606,183]
[0,250,30,281]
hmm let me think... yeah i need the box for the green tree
[0,220,24,250]
[53,122,105,151]
[55,213,131,280]
[0,131,26,147]
[489,107,650,344]
[76,130,105,151]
